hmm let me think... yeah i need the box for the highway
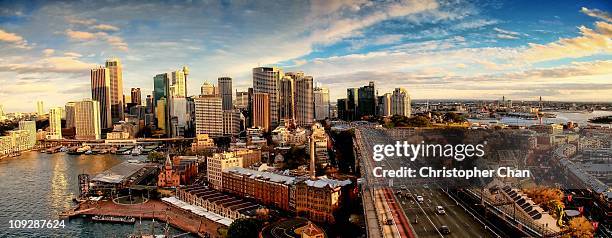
[356,127,495,238]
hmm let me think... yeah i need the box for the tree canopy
[227,218,263,238]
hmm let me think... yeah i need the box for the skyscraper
[154,73,171,136]
[252,93,270,132]
[200,82,217,96]
[378,93,391,117]
[65,102,77,129]
[47,107,62,139]
[253,67,282,127]
[222,109,241,136]
[337,99,347,121]
[313,86,329,120]
[194,95,223,137]
[91,66,112,129]
[294,75,314,127]
[278,75,294,121]
[391,88,411,117]
[235,91,249,110]
[105,58,124,124]
[171,68,187,97]
[131,88,142,105]
[358,81,377,118]
[0,104,5,121]
[346,88,358,121]
[18,121,36,148]
[218,77,233,110]
[74,99,101,140]
[36,101,44,116]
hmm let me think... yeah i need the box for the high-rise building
[391,88,411,117]
[252,93,270,132]
[91,66,112,129]
[235,91,249,110]
[36,101,44,116]
[105,58,124,124]
[253,67,282,127]
[156,98,167,131]
[357,81,377,118]
[294,75,314,127]
[200,81,217,96]
[313,86,329,120]
[130,88,142,105]
[145,95,154,114]
[346,88,358,121]
[379,93,392,117]
[337,99,347,121]
[223,109,241,136]
[74,99,101,140]
[65,102,77,129]
[194,95,223,137]
[18,121,36,148]
[171,68,187,97]
[278,75,294,121]
[47,107,63,139]
[218,77,233,110]
[0,104,5,121]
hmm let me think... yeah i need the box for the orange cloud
[0,28,28,48]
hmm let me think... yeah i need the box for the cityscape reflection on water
[0,152,189,238]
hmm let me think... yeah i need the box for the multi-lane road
[356,126,495,238]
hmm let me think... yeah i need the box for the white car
[436,206,446,215]
[416,195,424,203]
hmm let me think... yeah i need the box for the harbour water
[468,110,612,127]
[0,152,190,238]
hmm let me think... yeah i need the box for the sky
[0,0,610,112]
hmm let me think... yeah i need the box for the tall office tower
[145,95,154,114]
[218,77,233,110]
[18,121,36,148]
[171,68,187,97]
[156,98,167,131]
[337,99,347,120]
[391,88,411,117]
[246,88,254,128]
[154,73,171,136]
[47,107,63,139]
[378,93,391,117]
[182,66,189,96]
[130,88,142,105]
[358,81,377,118]
[278,75,294,121]
[91,66,112,129]
[200,81,217,96]
[65,102,77,129]
[346,88,358,121]
[74,99,101,140]
[235,91,249,110]
[36,101,44,115]
[252,93,270,132]
[313,86,329,120]
[194,95,223,137]
[223,109,241,136]
[253,67,282,127]
[294,75,314,127]
[105,58,124,124]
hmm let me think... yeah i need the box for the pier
[64,199,225,238]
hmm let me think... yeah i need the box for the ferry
[91,215,136,224]
[131,146,143,156]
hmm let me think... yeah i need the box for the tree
[567,217,594,238]
[147,151,166,163]
[227,218,262,238]
[522,187,564,211]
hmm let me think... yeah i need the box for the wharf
[64,199,224,238]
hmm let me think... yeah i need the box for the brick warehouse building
[222,167,295,211]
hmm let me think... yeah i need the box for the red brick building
[158,156,199,187]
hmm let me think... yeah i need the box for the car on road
[439,225,451,234]
[436,206,446,215]
[416,195,424,203]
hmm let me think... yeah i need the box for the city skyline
[0,0,611,112]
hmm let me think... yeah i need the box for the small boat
[91,215,136,224]
[84,150,93,155]
[131,146,142,156]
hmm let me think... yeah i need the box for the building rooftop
[92,161,148,184]
[305,176,352,189]
[225,167,296,185]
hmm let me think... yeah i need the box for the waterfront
[468,110,612,127]
[0,152,191,238]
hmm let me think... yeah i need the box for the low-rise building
[158,156,199,188]
[207,152,243,190]
[295,177,351,223]
[222,167,295,211]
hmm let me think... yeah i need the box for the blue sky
[0,0,610,112]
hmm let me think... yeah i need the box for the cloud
[63,52,82,57]
[521,21,612,62]
[0,56,95,74]
[496,34,519,39]
[66,17,96,26]
[493,27,521,36]
[92,24,119,32]
[0,28,29,48]
[580,7,612,22]
[452,19,498,30]
[65,29,128,51]
[42,48,55,56]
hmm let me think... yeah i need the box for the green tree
[147,151,166,163]
[227,218,262,238]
